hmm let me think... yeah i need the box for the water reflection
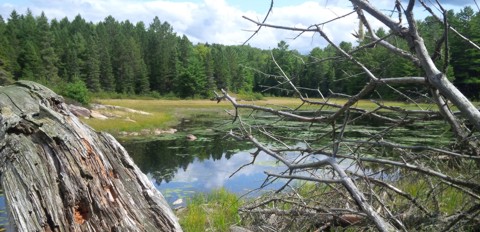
[122,136,286,204]
[0,189,7,229]
[121,112,453,206]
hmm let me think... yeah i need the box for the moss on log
[0,81,182,231]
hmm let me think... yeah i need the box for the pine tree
[146,17,178,94]
[112,32,135,94]
[0,16,8,67]
[18,40,40,80]
[303,47,331,96]
[449,7,480,99]
[50,17,71,81]
[211,44,231,90]
[5,11,19,76]
[95,23,115,92]
[5,11,23,79]
[175,55,207,98]
[129,36,149,94]
[36,12,59,83]
[133,21,150,94]
[0,15,14,84]
[68,32,86,81]
[17,10,42,81]
[84,31,101,92]
[197,43,216,92]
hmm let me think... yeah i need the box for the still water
[120,111,453,206]
[122,135,286,205]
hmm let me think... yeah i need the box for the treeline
[0,7,478,103]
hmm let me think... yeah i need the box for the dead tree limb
[0,81,182,231]
[223,1,480,231]
[352,0,480,132]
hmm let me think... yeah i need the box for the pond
[122,135,288,205]
[0,109,454,227]
[119,111,454,207]
[118,113,306,205]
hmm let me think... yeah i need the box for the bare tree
[217,1,480,231]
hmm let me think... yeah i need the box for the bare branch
[265,171,342,184]
[354,0,480,132]
[353,173,431,215]
[230,1,480,231]
[418,0,480,51]
[356,3,421,66]
[242,0,274,45]
[336,154,480,190]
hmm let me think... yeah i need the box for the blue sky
[0,0,476,53]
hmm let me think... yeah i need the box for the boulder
[90,110,108,120]
[68,104,91,118]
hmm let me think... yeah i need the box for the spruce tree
[36,12,59,83]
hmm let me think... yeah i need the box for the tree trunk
[0,81,182,231]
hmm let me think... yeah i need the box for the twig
[243,0,274,45]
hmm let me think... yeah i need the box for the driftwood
[0,81,182,231]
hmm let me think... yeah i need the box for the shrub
[62,79,90,105]
[235,91,264,101]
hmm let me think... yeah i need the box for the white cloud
[251,1,362,52]
[167,149,283,189]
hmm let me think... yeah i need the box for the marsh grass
[178,188,241,232]
[393,176,471,217]
[260,97,439,111]
[83,97,439,134]
[85,112,173,133]
[83,99,232,133]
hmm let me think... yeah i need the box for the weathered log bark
[0,81,182,231]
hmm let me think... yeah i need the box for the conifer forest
[0,7,479,101]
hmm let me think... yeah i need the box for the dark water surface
[122,136,286,205]
[120,112,294,204]
[120,113,454,205]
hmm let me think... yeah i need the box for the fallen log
[0,81,182,231]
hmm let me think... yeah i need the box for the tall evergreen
[303,47,331,96]
[1,9,478,99]
[128,36,149,94]
[5,10,22,79]
[201,43,216,91]
[145,17,178,94]
[36,12,59,82]
[211,44,231,90]
[16,10,42,81]
[0,16,9,69]
[83,31,101,91]
[449,7,480,99]
[51,17,70,81]
[95,23,115,92]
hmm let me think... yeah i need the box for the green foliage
[1,8,480,100]
[235,90,264,100]
[61,78,90,105]
[448,6,480,99]
[395,176,472,218]
[179,188,241,232]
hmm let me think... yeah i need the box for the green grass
[394,177,471,216]
[178,188,241,232]
[83,97,440,134]
[85,112,173,133]
[83,99,232,134]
